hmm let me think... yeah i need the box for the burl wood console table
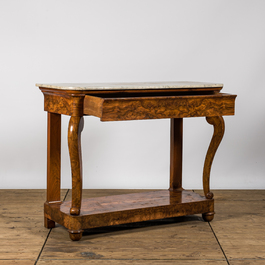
[37,81,236,241]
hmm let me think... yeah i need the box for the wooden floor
[0,190,264,265]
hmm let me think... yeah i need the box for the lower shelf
[44,190,214,232]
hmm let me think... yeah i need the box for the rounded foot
[70,207,80,215]
[44,217,55,229]
[69,230,83,241]
[202,212,215,222]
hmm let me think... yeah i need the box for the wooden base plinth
[44,190,214,240]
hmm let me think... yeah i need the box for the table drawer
[83,93,236,121]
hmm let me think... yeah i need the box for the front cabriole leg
[202,116,225,222]
[68,116,84,215]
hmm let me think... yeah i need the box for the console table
[37,81,236,241]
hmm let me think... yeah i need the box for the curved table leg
[203,116,225,200]
[201,117,225,222]
[68,116,84,215]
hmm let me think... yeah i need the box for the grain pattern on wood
[207,189,265,201]
[229,261,265,265]
[203,116,225,200]
[0,190,50,260]
[68,116,84,215]
[210,192,265,260]
[169,118,183,191]
[43,92,73,115]
[38,84,236,243]
[37,261,228,265]
[71,95,86,116]
[4,190,265,264]
[82,95,104,117]
[0,260,36,264]
[40,89,85,116]
[61,190,210,215]
[44,190,214,240]
[46,112,61,228]
[83,93,236,121]
[41,190,224,260]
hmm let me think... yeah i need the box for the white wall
[0,0,265,189]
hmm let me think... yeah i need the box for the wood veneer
[45,112,61,229]
[38,82,236,241]
[83,93,235,121]
[68,116,84,215]
[170,118,183,191]
[44,190,214,233]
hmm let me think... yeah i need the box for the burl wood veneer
[37,81,236,241]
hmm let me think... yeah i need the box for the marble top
[36,81,223,91]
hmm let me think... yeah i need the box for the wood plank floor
[0,190,264,265]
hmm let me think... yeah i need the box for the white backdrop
[0,0,265,189]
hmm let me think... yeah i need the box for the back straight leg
[169,118,183,191]
[169,117,223,223]
[45,112,61,228]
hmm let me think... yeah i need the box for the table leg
[169,118,183,191]
[68,116,84,216]
[202,116,225,221]
[45,112,61,228]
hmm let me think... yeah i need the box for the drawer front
[84,93,236,121]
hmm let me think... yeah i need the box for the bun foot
[44,217,55,229]
[69,230,83,241]
[202,212,215,222]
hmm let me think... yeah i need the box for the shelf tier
[44,190,214,231]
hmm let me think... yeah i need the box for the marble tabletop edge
[36,81,223,91]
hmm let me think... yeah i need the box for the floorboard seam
[63,189,70,201]
[34,228,52,265]
[209,222,230,265]
[34,189,70,265]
